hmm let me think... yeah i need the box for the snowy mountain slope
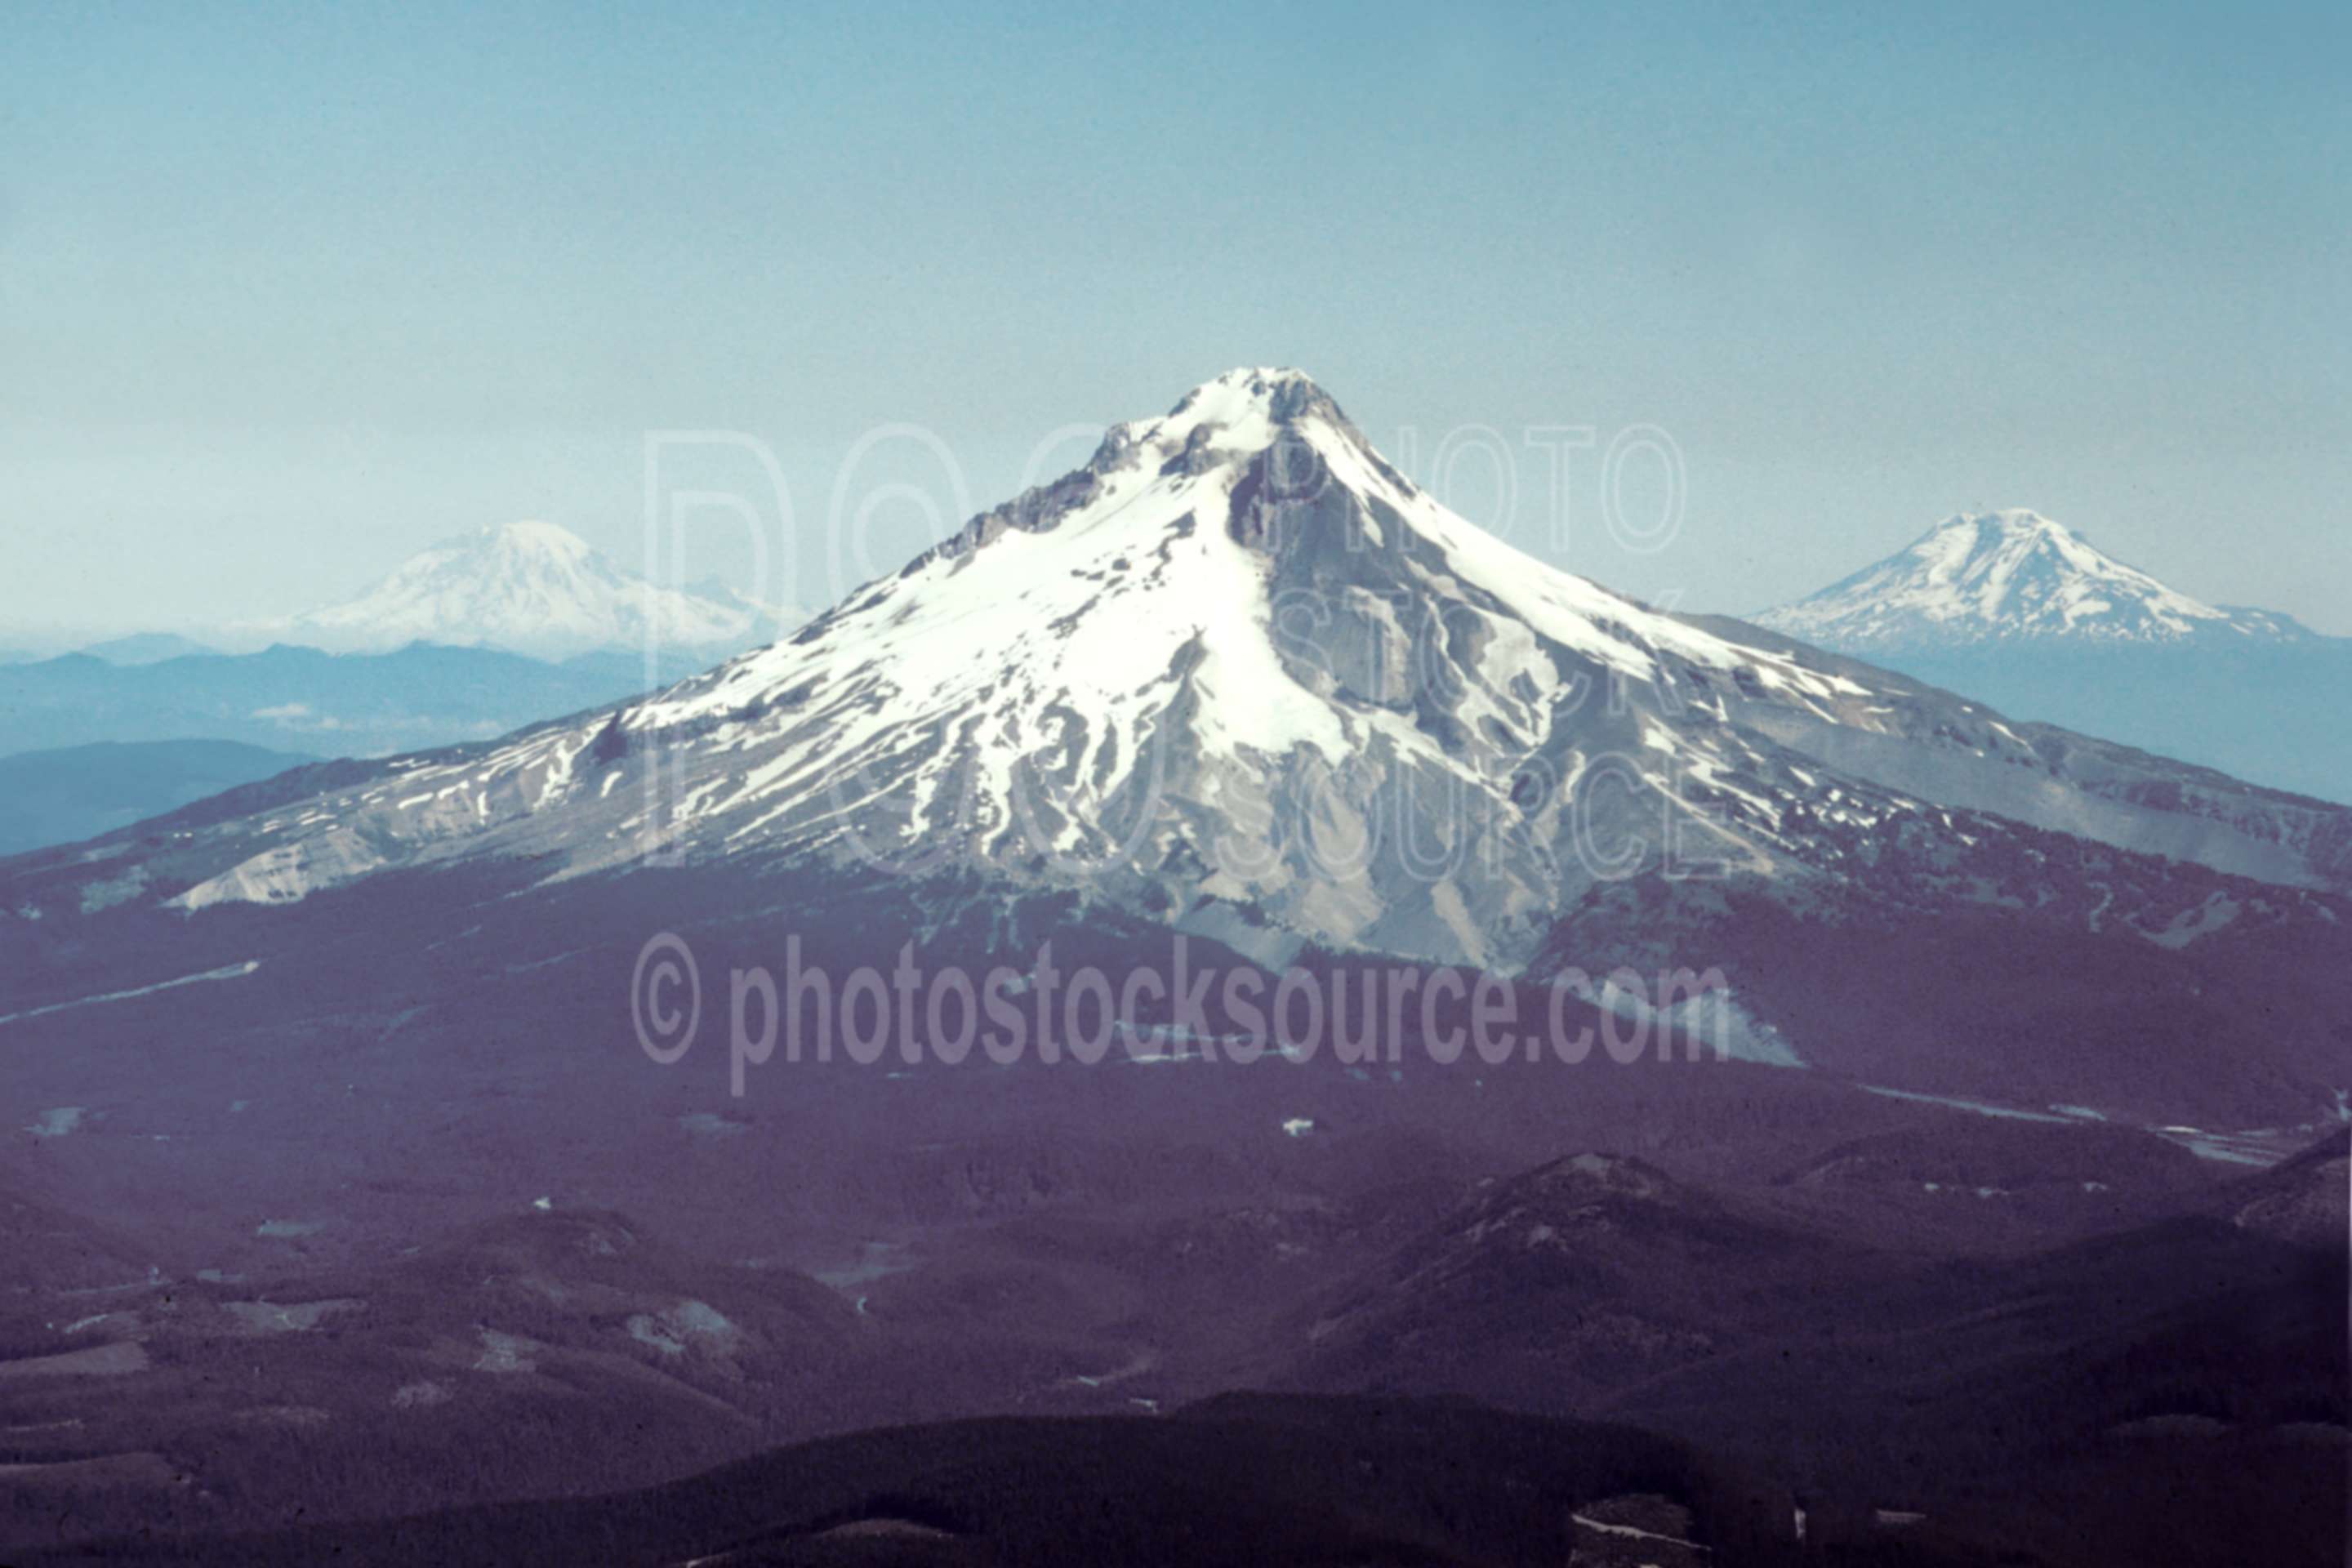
[26,370,2348,978]
[264,519,804,660]
[1756,510,2314,653]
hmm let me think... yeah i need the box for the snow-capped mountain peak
[469,519,600,570]
[128,373,2352,971]
[273,519,802,661]
[163,368,1917,952]
[1757,509,2307,651]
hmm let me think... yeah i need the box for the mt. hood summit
[87,369,2350,969]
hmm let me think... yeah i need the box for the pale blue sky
[4,1,2347,638]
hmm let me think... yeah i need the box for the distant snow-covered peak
[274,520,804,661]
[468,519,600,566]
[1757,509,2307,652]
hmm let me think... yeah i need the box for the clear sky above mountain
[5,0,2345,639]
